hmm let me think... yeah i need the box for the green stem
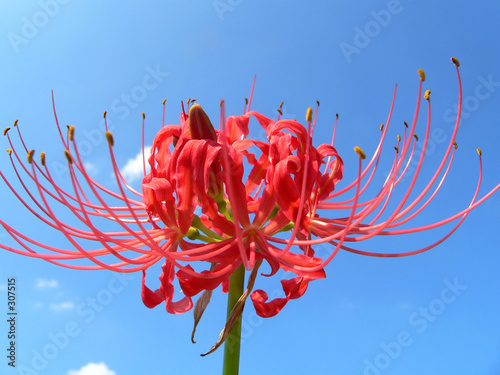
[222,264,245,375]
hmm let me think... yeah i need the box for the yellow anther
[306,107,313,122]
[277,109,283,115]
[397,134,401,142]
[453,141,458,149]
[14,119,18,127]
[40,152,46,166]
[27,149,35,164]
[3,127,10,136]
[279,101,283,108]
[142,112,146,120]
[394,146,399,154]
[68,126,75,141]
[424,90,431,100]
[354,146,366,159]
[7,149,12,155]
[404,121,409,128]
[187,98,191,104]
[413,134,419,141]
[477,148,482,156]
[316,100,320,106]
[380,124,384,131]
[105,131,114,147]
[103,111,107,118]
[162,98,167,105]
[64,150,73,164]
[418,69,426,81]
[451,57,460,67]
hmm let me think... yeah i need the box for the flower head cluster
[1,57,499,351]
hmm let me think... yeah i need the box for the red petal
[177,262,236,297]
[159,261,193,314]
[273,156,302,222]
[246,110,274,130]
[251,277,310,318]
[142,177,174,207]
[142,261,193,314]
[141,270,165,308]
[225,114,250,143]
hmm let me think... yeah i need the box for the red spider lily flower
[1,58,499,353]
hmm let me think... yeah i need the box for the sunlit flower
[1,57,499,353]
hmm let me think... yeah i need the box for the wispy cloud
[67,362,116,375]
[36,278,59,289]
[50,302,75,312]
[84,161,98,175]
[119,146,152,183]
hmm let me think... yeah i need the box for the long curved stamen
[245,75,257,114]
[328,85,397,201]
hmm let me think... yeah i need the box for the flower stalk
[222,264,245,375]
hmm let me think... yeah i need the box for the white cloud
[36,278,58,289]
[50,302,75,312]
[119,146,151,183]
[84,161,98,175]
[67,362,116,375]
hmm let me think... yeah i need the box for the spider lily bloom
[1,58,499,355]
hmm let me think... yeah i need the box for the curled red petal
[160,261,194,314]
[246,110,274,130]
[273,156,302,222]
[251,276,310,318]
[143,261,193,314]
[141,269,165,308]
[177,262,236,297]
[147,125,182,177]
[225,114,250,144]
[142,177,174,208]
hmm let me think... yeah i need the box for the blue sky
[1,1,500,374]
